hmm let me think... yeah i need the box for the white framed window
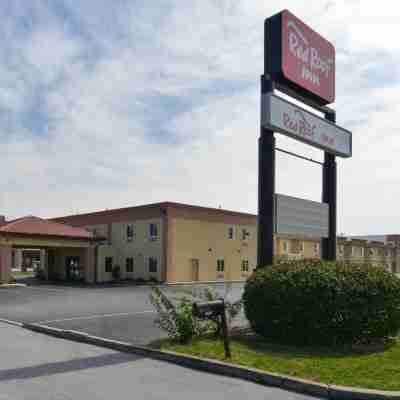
[228,226,235,240]
[126,257,134,273]
[242,228,251,240]
[149,223,158,241]
[217,258,225,273]
[127,224,135,242]
[105,257,113,273]
[149,257,158,273]
[241,260,249,272]
[352,246,364,257]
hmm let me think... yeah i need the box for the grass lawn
[158,335,400,391]
[12,271,34,278]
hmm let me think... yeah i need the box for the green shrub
[150,286,243,343]
[150,287,210,343]
[243,260,400,345]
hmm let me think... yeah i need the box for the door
[65,256,82,281]
[191,259,199,282]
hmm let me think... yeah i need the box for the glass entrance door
[65,256,82,281]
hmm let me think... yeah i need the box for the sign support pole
[322,111,337,261]
[257,76,275,268]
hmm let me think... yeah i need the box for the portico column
[0,246,13,284]
[40,249,47,280]
[84,246,96,284]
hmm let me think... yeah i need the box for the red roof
[0,216,94,240]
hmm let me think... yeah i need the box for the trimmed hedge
[243,260,400,345]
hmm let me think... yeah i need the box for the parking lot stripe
[37,310,155,324]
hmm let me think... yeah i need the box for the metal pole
[322,111,337,261]
[257,76,275,268]
[220,301,231,359]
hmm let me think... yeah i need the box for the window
[314,243,320,255]
[126,257,134,273]
[241,260,249,272]
[283,241,288,254]
[217,259,225,273]
[352,246,364,257]
[290,239,302,254]
[149,257,158,273]
[338,245,344,254]
[242,228,250,240]
[149,223,158,240]
[105,257,113,273]
[127,224,135,242]
[228,226,235,240]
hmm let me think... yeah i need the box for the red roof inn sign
[257,10,353,267]
[261,93,352,157]
[266,9,335,105]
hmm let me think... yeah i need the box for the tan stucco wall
[95,218,164,282]
[168,218,256,283]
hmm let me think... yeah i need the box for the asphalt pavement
[0,282,245,345]
[0,322,316,400]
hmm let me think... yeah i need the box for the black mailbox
[192,300,224,319]
[192,299,231,358]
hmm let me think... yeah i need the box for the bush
[150,286,243,343]
[150,287,211,343]
[243,260,400,345]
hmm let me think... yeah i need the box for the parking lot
[0,282,245,345]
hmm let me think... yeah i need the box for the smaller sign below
[275,194,329,238]
[261,93,352,158]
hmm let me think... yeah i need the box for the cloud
[1,0,400,236]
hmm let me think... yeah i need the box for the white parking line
[21,286,71,292]
[37,310,155,324]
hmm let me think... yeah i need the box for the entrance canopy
[0,216,94,246]
[0,216,98,284]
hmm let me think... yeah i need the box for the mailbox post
[192,299,231,358]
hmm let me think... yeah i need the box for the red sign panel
[281,10,335,104]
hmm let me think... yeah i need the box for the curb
[0,318,23,327]
[164,280,244,286]
[0,283,27,289]
[22,322,400,400]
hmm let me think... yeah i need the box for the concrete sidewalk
[0,323,314,400]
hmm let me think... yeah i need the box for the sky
[0,0,399,235]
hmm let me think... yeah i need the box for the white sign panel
[261,93,352,157]
[275,194,329,238]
